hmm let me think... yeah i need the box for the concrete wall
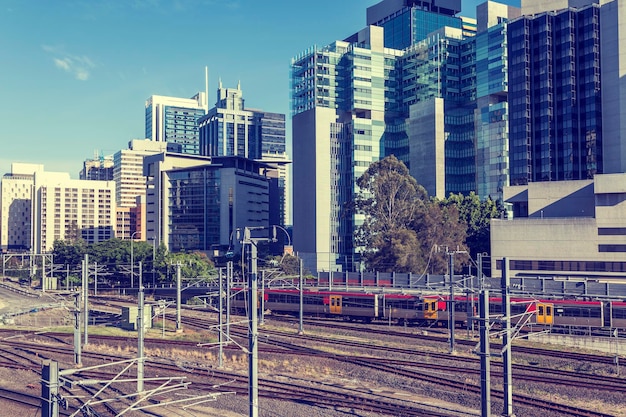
[527,332,625,356]
[408,97,446,199]
[292,107,337,273]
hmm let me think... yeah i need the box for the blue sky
[0,0,519,178]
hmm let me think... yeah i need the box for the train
[229,287,626,331]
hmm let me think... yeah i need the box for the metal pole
[152,239,156,288]
[83,254,89,346]
[130,236,134,289]
[260,270,265,325]
[226,261,232,339]
[161,301,165,338]
[501,258,514,417]
[176,262,182,332]
[66,264,69,291]
[41,360,59,417]
[448,252,455,353]
[479,289,491,417]
[74,293,81,366]
[299,258,304,335]
[137,270,144,394]
[42,254,46,293]
[219,268,223,369]
[615,328,620,376]
[247,237,259,417]
[94,261,98,296]
[478,253,483,290]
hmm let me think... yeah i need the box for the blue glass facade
[368,0,463,49]
[508,5,602,185]
[168,167,220,252]
[474,20,510,200]
[163,106,205,155]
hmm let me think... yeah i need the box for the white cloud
[54,58,71,71]
[43,45,96,81]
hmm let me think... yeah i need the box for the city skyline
[0,0,518,177]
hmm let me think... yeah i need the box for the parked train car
[609,301,626,329]
[231,288,442,323]
[432,295,611,331]
[229,287,626,331]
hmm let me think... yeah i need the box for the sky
[0,0,519,178]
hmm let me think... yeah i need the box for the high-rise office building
[145,92,207,155]
[199,82,290,226]
[113,139,179,239]
[144,153,278,253]
[366,0,464,48]
[80,152,114,181]
[508,0,626,184]
[474,2,520,199]
[292,26,390,273]
[392,25,477,198]
[291,0,520,273]
[508,4,603,184]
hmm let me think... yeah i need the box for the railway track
[2,303,624,416]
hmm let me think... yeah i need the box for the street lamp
[130,231,140,289]
[272,225,292,257]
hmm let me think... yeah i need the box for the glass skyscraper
[145,93,207,155]
[366,0,464,49]
[198,82,289,227]
[291,1,519,273]
[508,4,603,185]
[291,26,390,273]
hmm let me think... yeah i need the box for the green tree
[164,251,215,283]
[52,239,87,267]
[414,201,469,274]
[440,192,503,259]
[355,155,428,273]
[365,228,425,273]
[355,155,428,236]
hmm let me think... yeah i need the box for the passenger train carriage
[230,287,626,331]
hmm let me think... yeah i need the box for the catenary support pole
[137,262,144,394]
[42,255,46,293]
[260,270,265,325]
[73,293,81,366]
[448,251,455,353]
[227,261,232,339]
[247,237,259,417]
[83,254,89,346]
[219,267,224,369]
[94,261,98,296]
[501,258,515,417]
[176,262,182,332]
[479,289,491,417]
[41,360,59,417]
[299,258,304,335]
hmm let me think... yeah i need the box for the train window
[546,306,552,316]
[614,308,626,319]
[538,306,544,315]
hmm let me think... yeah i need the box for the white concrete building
[0,163,43,251]
[33,171,116,253]
[1,163,116,253]
[491,173,626,279]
